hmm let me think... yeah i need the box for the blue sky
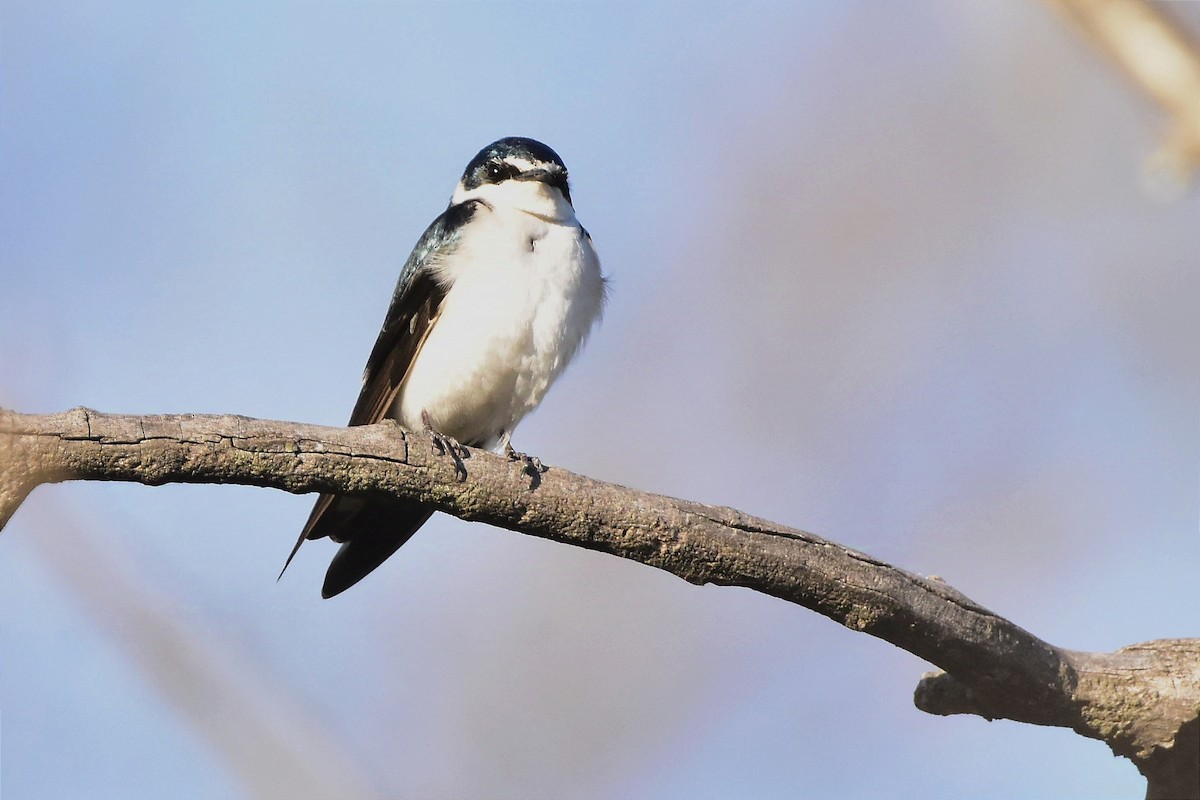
[2,2,1196,798]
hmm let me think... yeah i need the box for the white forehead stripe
[504,156,539,172]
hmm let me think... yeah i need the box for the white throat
[451,179,574,223]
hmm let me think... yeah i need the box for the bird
[282,137,606,598]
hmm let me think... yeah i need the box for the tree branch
[1047,0,1200,191]
[2,407,1197,798]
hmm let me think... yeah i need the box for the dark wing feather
[319,503,434,599]
[279,200,481,595]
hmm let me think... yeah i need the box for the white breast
[393,197,604,449]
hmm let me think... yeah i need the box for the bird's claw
[423,411,468,481]
[506,448,546,478]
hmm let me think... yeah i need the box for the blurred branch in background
[1047,0,1200,196]
[20,501,383,800]
[3,407,1197,798]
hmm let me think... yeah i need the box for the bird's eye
[486,161,507,181]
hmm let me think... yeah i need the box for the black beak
[518,168,572,206]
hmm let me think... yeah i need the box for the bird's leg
[422,410,468,481]
[498,431,547,477]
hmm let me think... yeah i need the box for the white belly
[393,203,603,448]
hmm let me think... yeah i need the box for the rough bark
[2,407,1197,798]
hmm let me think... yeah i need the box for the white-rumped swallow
[282,137,606,597]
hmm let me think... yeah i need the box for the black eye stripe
[485,160,518,183]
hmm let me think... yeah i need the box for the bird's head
[451,137,575,220]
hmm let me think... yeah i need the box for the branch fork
[2,407,1196,798]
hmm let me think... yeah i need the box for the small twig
[1048,0,1200,189]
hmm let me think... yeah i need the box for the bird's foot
[504,443,547,479]
[422,411,468,481]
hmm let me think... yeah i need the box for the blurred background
[2,2,1197,798]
